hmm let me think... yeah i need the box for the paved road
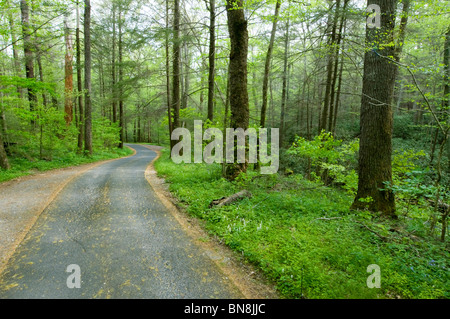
[0,144,243,299]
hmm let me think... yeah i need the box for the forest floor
[0,144,277,298]
[153,147,449,299]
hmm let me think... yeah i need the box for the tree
[20,0,37,125]
[76,0,84,151]
[165,0,173,150]
[118,6,124,148]
[111,2,117,124]
[0,131,10,170]
[225,0,249,180]
[172,0,181,130]
[260,0,281,129]
[206,0,216,122]
[84,0,93,155]
[351,0,398,217]
[64,12,74,127]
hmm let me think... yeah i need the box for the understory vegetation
[154,118,449,299]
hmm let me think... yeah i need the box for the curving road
[0,144,243,299]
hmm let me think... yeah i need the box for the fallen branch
[354,221,389,242]
[209,190,252,208]
[315,217,342,221]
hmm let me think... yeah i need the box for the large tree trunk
[351,0,397,217]
[20,0,37,125]
[84,0,93,155]
[225,0,249,180]
[206,0,216,122]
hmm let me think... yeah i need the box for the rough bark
[351,0,397,217]
[225,0,249,180]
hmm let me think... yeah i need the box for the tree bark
[172,0,181,130]
[64,14,74,126]
[279,5,291,148]
[225,0,249,180]
[84,0,93,155]
[8,6,24,98]
[119,8,124,148]
[76,0,84,151]
[260,0,281,128]
[319,0,340,134]
[111,3,117,124]
[20,0,37,125]
[351,0,397,217]
[166,0,173,150]
[206,0,216,122]
[0,130,10,170]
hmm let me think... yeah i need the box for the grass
[154,148,449,299]
[0,146,134,183]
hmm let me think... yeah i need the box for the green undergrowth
[154,148,449,299]
[0,147,133,183]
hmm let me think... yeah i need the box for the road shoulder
[142,144,280,299]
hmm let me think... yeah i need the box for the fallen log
[209,190,252,208]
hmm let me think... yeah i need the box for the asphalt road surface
[0,144,243,299]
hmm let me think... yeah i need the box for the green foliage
[287,131,359,194]
[155,148,449,299]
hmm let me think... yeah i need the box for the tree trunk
[280,7,290,148]
[319,0,340,134]
[111,3,117,124]
[225,0,249,180]
[119,8,124,148]
[207,0,216,122]
[172,0,181,130]
[0,130,10,170]
[20,0,37,125]
[64,14,74,126]
[84,0,93,155]
[8,7,24,98]
[76,0,84,151]
[351,0,397,217]
[260,1,281,128]
[166,0,173,150]
[328,0,348,133]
